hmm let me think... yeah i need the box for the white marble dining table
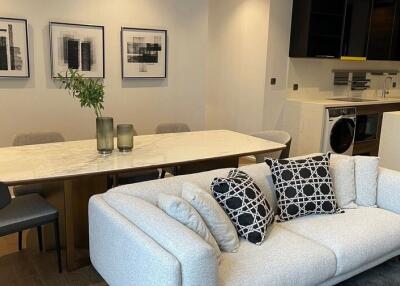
[0,130,285,270]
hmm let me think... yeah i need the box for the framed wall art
[0,17,29,78]
[121,27,167,79]
[50,22,104,78]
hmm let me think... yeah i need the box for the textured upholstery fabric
[280,208,400,275]
[219,225,337,286]
[103,192,218,286]
[330,154,357,208]
[155,123,191,134]
[0,194,58,236]
[157,193,221,257]
[89,196,181,286]
[377,167,400,214]
[182,182,239,253]
[355,156,379,207]
[110,164,277,211]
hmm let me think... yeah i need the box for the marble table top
[0,130,285,185]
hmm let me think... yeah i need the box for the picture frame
[50,22,105,78]
[121,27,167,79]
[0,17,30,78]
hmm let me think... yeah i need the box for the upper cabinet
[367,0,396,60]
[342,0,372,59]
[289,0,346,58]
[290,0,400,61]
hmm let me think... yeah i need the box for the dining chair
[155,123,191,178]
[155,122,191,134]
[12,132,65,197]
[113,126,160,186]
[0,182,62,273]
[251,130,292,163]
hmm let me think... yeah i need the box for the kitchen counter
[287,96,400,108]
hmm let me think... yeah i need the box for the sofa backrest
[109,163,277,211]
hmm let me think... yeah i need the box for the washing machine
[322,107,356,155]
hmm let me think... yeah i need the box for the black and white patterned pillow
[265,154,343,222]
[211,169,274,245]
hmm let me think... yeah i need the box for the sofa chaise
[89,161,400,286]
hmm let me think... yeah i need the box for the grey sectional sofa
[89,163,400,286]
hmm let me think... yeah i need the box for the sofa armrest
[89,195,181,286]
[102,192,219,286]
[377,168,400,214]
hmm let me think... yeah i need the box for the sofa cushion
[211,169,274,245]
[182,182,239,252]
[280,207,400,275]
[330,154,357,209]
[157,193,221,258]
[355,156,379,207]
[218,225,337,286]
[266,154,343,222]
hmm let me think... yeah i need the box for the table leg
[63,175,108,271]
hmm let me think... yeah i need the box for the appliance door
[355,113,380,142]
[330,117,356,153]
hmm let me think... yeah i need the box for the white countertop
[287,96,400,107]
[0,130,285,185]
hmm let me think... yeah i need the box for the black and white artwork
[50,22,104,78]
[121,28,167,78]
[0,18,29,78]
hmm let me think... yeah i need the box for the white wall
[206,0,269,134]
[0,0,208,147]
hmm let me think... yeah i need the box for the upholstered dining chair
[12,132,65,197]
[0,182,62,273]
[114,126,160,186]
[251,130,292,163]
[155,123,191,178]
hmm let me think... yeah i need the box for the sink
[329,98,378,102]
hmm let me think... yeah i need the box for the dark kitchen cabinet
[289,0,346,58]
[367,0,397,60]
[342,0,373,58]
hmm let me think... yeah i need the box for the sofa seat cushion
[218,225,337,286]
[280,208,400,276]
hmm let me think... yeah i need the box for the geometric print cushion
[265,153,344,222]
[211,169,274,245]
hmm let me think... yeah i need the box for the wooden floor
[0,233,105,286]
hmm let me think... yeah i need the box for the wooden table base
[63,175,108,271]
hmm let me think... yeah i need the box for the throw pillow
[182,182,240,252]
[265,153,343,222]
[354,156,379,207]
[157,193,221,257]
[330,154,357,209]
[211,169,274,245]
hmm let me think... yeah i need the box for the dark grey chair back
[156,123,191,134]
[0,183,11,209]
[13,132,65,146]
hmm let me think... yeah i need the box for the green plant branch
[55,69,105,118]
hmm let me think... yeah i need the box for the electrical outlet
[270,78,277,85]
[393,82,397,88]
[293,84,299,91]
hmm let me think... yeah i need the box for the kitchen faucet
[382,76,393,98]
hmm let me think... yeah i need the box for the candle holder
[117,124,134,152]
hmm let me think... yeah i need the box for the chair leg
[37,226,43,252]
[54,219,62,273]
[18,231,22,251]
[160,170,166,179]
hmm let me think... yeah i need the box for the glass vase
[117,124,134,152]
[96,117,114,154]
